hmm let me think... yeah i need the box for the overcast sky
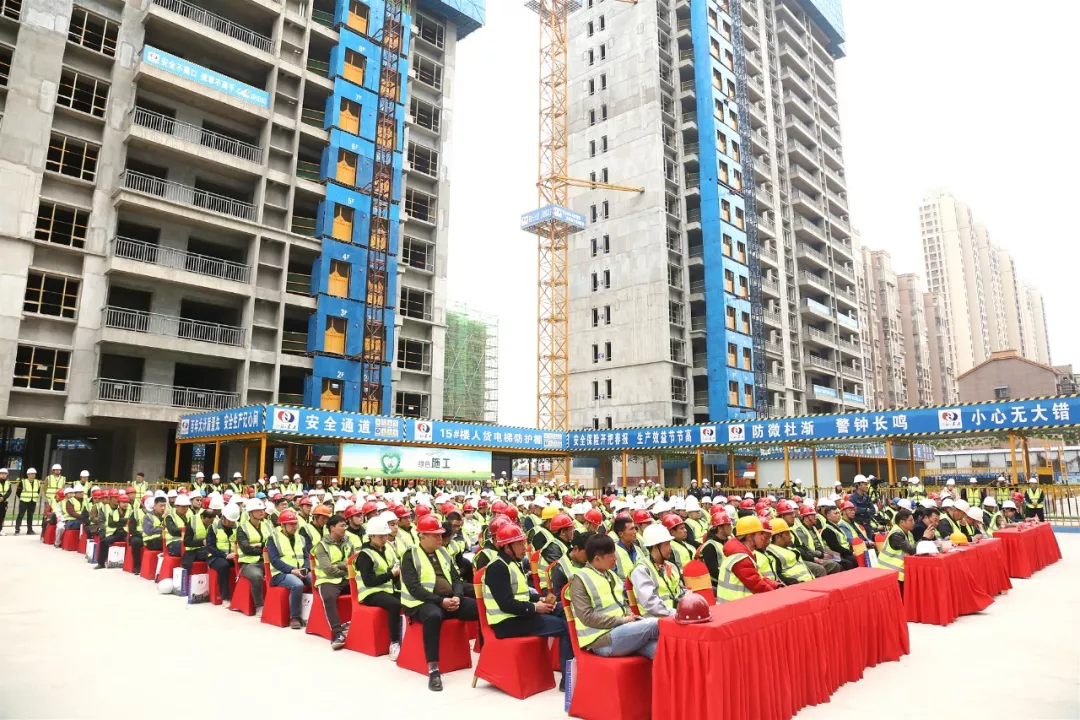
[441,1,1078,426]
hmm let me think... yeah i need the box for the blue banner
[177,407,264,439]
[406,419,566,452]
[569,425,718,451]
[266,405,403,442]
[142,46,270,108]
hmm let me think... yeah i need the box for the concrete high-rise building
[567,0,862,430]
[0,0,483,480]
[896,273,934,406]
[1021,282,1051,366]
[920,189,1054,376]
[922,291,957,404]
[858,248,905,409]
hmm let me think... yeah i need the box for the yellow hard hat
[768,518,791,534]
[734,515,764,536]
[949,532,968,545]
[541,506,559,521]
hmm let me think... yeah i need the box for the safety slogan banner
[340,443,491,481]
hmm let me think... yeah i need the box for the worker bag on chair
[187,571,210,604]
[106,545,126,569]
[85,540,97,564]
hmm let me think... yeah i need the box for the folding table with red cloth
[961,539,1012,597]
[992,524,1062,578]
[904,543,999,626]
[789,567,909,690]
[653,587,834,720]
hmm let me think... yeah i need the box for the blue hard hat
[891,497,900,505]
[256,492,266,499]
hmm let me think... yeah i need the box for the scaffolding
[443,303,499,423]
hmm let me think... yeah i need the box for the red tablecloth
[963,539,1012,597]
[992,524,1063,578]
[654,587,833,720]
[904,542,999,625]
[790,568,910,689]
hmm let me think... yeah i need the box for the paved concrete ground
[1,533,1076,720]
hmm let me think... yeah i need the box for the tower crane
[520,0,641,483]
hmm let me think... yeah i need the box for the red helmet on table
[674,593,711,625]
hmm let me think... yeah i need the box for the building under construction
[443,304,499,423]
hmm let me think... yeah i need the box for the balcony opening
[107,285,152,313]
[0,44,11,88]
[285,253,314,296]
[100,353,144,384]
[281,313,308,355]
[174,363,233,394]
[277,367,305,406]
[296,148,321,182]
[68,6,118,57]
[179,299,240,343]
[321,378,343,411]
[402,235,434,272]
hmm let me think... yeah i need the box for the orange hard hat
[312,505,331,518]
[416,515,444,535]
[278,509,298,525]
[674,593,711,625]
[550,513,574,532]
[495,523,527,546]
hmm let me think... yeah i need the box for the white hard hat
[982,496,997,507]
[211,473,220,480]
[641,524,674,548]
[208,497,224,511]
[969,478,977,484]
[997,476,1006,483]
[143,498,154,512]
[900,476,908,483]
[157,579,175,594]
[817,497,835,508]
[223,504,241,522]
[167,489,177,498]
[1029,478,1038,484]
[52,464,62,471]
[1002,500,1017,510]
[834,481,843,488]
[269,476,278,484]
[744,492,754,499]
[853,474,867,484]
[154,490,167,499]
[793,479,802,486]
[175,495,191,507]
[915,541,939,556]
[953,500,970,513]
[942,499,954,509]
[684,496,700,512]
[531,497,548,507]
[920,499,937,509]
[966,507,983,522]
[233,472,242,479]
[366,517,391,536]
[377,510,397,525]
[671,496,685,511]
[90,486,100,493]
[652,500,670,514]
[946,479,956,486]
[80,470,90,478]
[909,477,920,484]
[766,495,776,503]
[72,482,85,492]
[195,472,205,479]
[26,468,37,475]
[334,499,351,513]
[246,499,266,511]
[713,496,726,505]
[897,499,913,511]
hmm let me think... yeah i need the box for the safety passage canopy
[177,396,1080,455]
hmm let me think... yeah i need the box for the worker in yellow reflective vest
[661,513,695,569]
[313,512,354,650]
[764,518,814,585]
[482,523,571,689]
[550,530,589,601]
[0,468,10,536]
[355,515,400,658]
[267,509,312,629]
[206,503,240,607]
[569,533,659,658]
[1023,478,1044,521]
[715,516,782,601]
[400,515,478,692]
[14,468,41,535]
[611,514,642,580]
[876,508,919,594]
[630,524,687,617]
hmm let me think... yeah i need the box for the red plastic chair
[61,529,79,552]
[396,613,473,676]
[260,551,292,628]
[307,552,352,640]
[140,549,162,579]
[470,567,555,699]
[122,545,136,573]
[342,553,391,655]
[528,550,543,593]
[42,524,56,545]
[229,542,256,616]
[562,586,652,720]
[208,565,236,605]
[78,529,87,554]
[156,529,182,582]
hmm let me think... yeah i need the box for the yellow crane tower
[520,0,641,483]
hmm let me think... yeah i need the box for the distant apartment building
[857,247,905,409]
[896,273,934,406]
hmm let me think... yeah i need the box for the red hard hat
[929,493,940,500]
[602,496,613,505]
[840,501,856,511]
[416,515,444,535]
[760,519,773,533]
[361,502,378,515]
[56,489,65,500]
[776,500,795,515]
[440,502,455,516]
[415,505,432,518]
[710,509,732,527]
[343,505,361,521]
[393,505,411,519]
[755,500,768,511]
[118,494,129,503]
[496,523,527,546]
[739,499,754,510]
[463,502,475,512]
[615,511,632,522]
[799,505,817,518]
[278,509,298,524]
[107,488,120,498]
[584,508,604,525]
[178,488,188,494]
[299,497,313,507]
[488,516,511,536]
[631,509,652,524]
[491,500,508,515]
[1012,492,1024,501]
[437,479,445,486]
[91,490,103,500]
[562,495,572,505]
[125,487,136,496]
[503,506,519,523]
[662,513,685,531]
[674,593,711,625]
[550,513,574,532]
[478,499,489,510]
[727,495,740,503]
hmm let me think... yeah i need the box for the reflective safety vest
[0,478,9,501]
[393,526,417,558]
[144,512,164,539]
[765,544,813,584]
[270,528,307,576]
[315,537,355,588]
[474,546,497,569]
[755,550,778,583]
[715,552,753,602]
[193,516,212,543]
[987,511,1003,534]
[910,483,926,500]
[45,475,64,502]
[555,554,581,585]
[614,542,637,579]
[103,506,126,534]
[942,513,965,538]
[130,506,146,538]
[793,521,825,553]
[239,519,270,564]
[1023,488,1043,510]
[825,522,851,551]
[686,516,709,541]
[355,543,396,598]
[18,477,40,503]
[209,520,234,554]
[631,558,682,615]
[671,539,694,569]
[462,517,482,546]
[573,565,627,649]
[532,526,554,552]
[838,518,863,543]
[401,546,455,609]
[166,511,190,542]
[302,519,325,548]
[482,556,531,626]
[67,497,84,520]
[875,528,914,581]
[133,480,148,497]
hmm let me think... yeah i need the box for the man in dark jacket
[820,506,857,570]
[850,476,877,534]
